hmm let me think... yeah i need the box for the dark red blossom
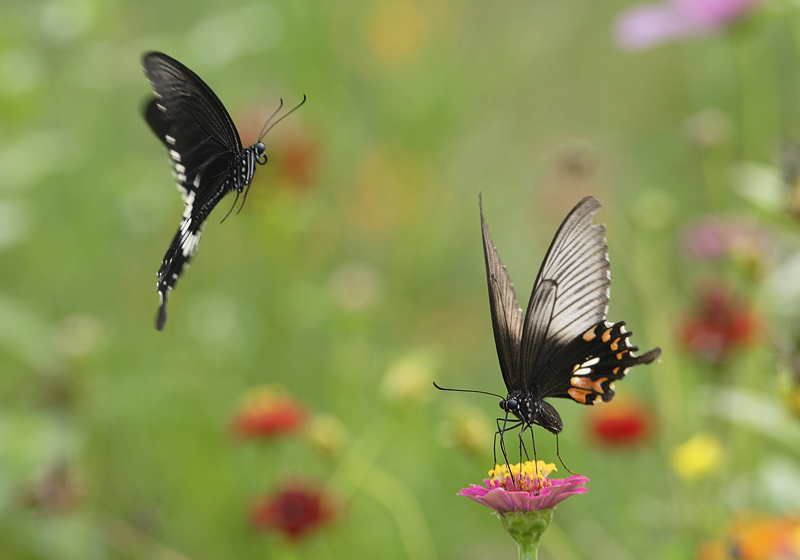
[230,387,306,439]
[588,400,651,446]
[680,286,758,363]
[250,481,334,540]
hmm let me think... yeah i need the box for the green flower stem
[498,509,553,560]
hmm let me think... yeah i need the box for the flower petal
[614,3,698,51]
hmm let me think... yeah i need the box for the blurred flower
[680,285,758,363]
[685,108,733,148]
[367,1,424,68]
[230,385,306,439]
[698,515,800,560]
[328,262,383,311]
[278,134,318,187]
[438,405,493,456]
[588,399,652,447]
[615,0,762,51]
[681,217,772,268]
[58,314,105,358]
[459,461,589,514]
[671,432,724,481]
[303,413,349,458]
[21,462,83,514]
[380,350,438,405]
[460,462,588,559]
[250,480,334,540]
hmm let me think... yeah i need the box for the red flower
[230,386,306,439]
[274,133,319,189]
[588,400,651,446]
[250,481,334,540]
[681,286,757,363]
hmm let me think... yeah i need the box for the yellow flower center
[489,461,557,492]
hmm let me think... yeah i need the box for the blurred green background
[2,0,800,558]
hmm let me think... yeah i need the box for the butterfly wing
[480,194,525,391]
[539,320,661,404]
[142,51,243,330]
[519,196,611,393]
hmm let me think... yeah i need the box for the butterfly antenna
[256,98,284,140]
[432,381,504,400]
[258,95,307,142]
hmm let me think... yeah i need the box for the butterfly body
[142,51,269,330]
[480,195,661,442]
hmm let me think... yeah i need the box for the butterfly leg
[555,434,575,474]
[495,415,522,476]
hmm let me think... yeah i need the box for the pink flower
[458,461,589,514]
[615,0,762,51]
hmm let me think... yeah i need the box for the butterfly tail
[156,290,168,331]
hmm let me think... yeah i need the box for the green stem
[498,509,553,560]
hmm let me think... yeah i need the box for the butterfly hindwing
[539,320,662,405]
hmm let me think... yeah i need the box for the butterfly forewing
[143,52,241,152]
[480,195,525,392]
[519,196,610,390]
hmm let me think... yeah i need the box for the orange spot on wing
[568,388,590,404]
[610,338,620,351]
[602,328,613,343]
[583,326,597,342]
[616,350,629,360]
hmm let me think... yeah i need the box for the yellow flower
[670,433,724,481]
[489,461,558,492]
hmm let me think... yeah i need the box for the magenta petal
[614,3,698,51]
[673,0,760,26]
[459,475,589,514]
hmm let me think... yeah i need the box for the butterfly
[142,51,305,330]
[479,195,661,458]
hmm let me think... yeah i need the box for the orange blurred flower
[698,515,800,560]
[230,385,306,439]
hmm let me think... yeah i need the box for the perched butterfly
[478,195,661,457]
[142,51,305,330]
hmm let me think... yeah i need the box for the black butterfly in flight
[142,51,305,330]
[478,195,661,459]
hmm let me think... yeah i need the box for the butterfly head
[254,142,267,165]
[501,392,563,435]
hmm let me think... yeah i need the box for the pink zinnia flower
[459,461,588,514]
[459,462,589,558]
[615,0,762,51]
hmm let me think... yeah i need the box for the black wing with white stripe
[142,51,258,331]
